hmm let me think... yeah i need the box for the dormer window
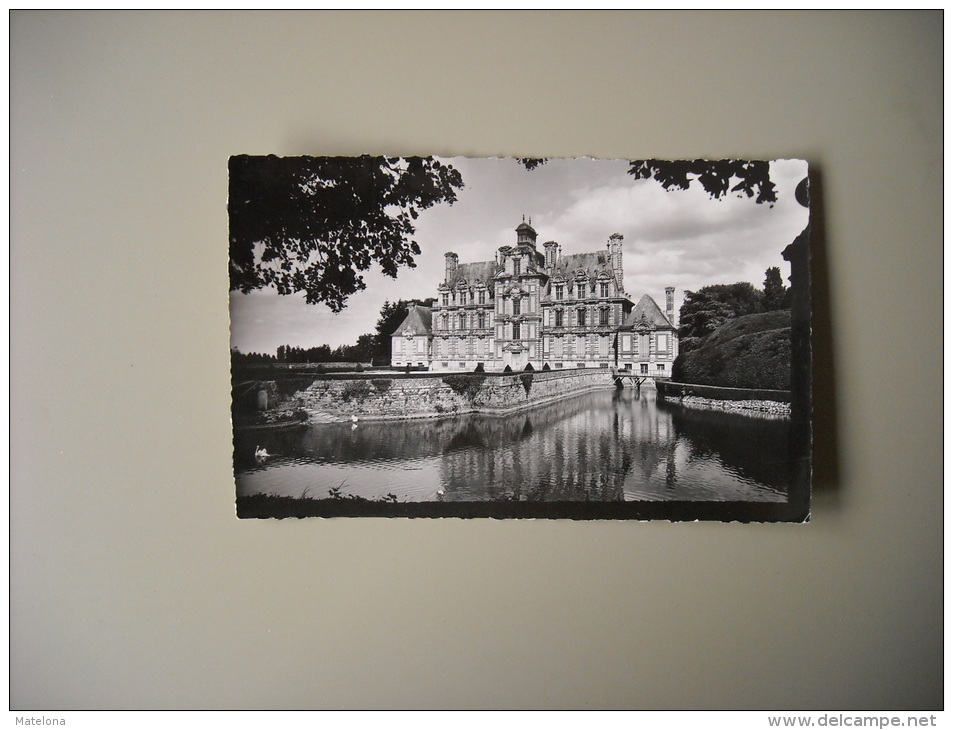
[577,283,586,300]
[442,293,449,307]
[600,282,609,298]
[513,258,521,277]
[555,284,564,301]
[478,290,486,305]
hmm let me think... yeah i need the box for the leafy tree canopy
[678,282,764,343]
[628,159,777,204]
[229,155,463,312]
[762,266,790,311]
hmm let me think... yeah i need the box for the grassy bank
[674,310,791,390]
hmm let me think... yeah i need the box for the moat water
[233,387,790,503]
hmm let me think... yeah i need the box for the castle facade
[391,221,678,375]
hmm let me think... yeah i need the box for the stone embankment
[276,369,615,423]
[656,380,791,416]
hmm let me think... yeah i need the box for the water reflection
[234,388,789,503]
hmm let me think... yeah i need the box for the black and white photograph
[229,156,811,520]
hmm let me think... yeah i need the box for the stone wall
[656,379,791,416]
[282,369,615,422]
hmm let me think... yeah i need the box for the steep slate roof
[624,295,675,330]
[391,305,433,337]
[551,251,612,280]
[447,260,499,289]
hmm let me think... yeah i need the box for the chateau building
[391,221,678,375]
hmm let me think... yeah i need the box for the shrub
[371,378,393,393]
[442,374,486,403]
[520,372,534,394]
[340,380,373,402]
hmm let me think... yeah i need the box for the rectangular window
[478,312,485,329]
[555,362,563,369]
[479,290,486,304]
[459,362,466,368]
[512,322,520,340]
[513,259,521,276]
[577,309,586,327]
[577,362,586,368]
[622,334,631,351]
[657,334,668,351]
[543,337,550,354]
[555,309,563,327]
[555,285,564,301]
[577,283,586,299]
[470,290,474,303]
[599,308,609,326]
[512,297,521,316]
[459,313,466,330]
[600,282,609,298]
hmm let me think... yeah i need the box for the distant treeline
[231,297,436,366]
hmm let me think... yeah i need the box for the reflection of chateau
[391,221,678,373]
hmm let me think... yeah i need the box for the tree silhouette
[762,266,790,311]
[229,155,463,312]
[628,159,777,204]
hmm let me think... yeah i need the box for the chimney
[444,252,459,284]
[543,241,560,273]
[665,287,675,326]
[607,233,624,293]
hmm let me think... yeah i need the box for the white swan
[254,445,271,464]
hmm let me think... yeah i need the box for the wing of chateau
[391,220,678,375]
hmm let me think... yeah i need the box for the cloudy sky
[229,157,809,353]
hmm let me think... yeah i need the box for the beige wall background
[10,11,942,709]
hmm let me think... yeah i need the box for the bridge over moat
[611,368,671,389]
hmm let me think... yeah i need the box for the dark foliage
[678,282,764,350]
[628,159,777,204]
[762,266,790,311]
[673,310,791,390]
[520,372,534,394]
[229,155,463,311]
[517,158,548,171]
[442,374,487,402]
